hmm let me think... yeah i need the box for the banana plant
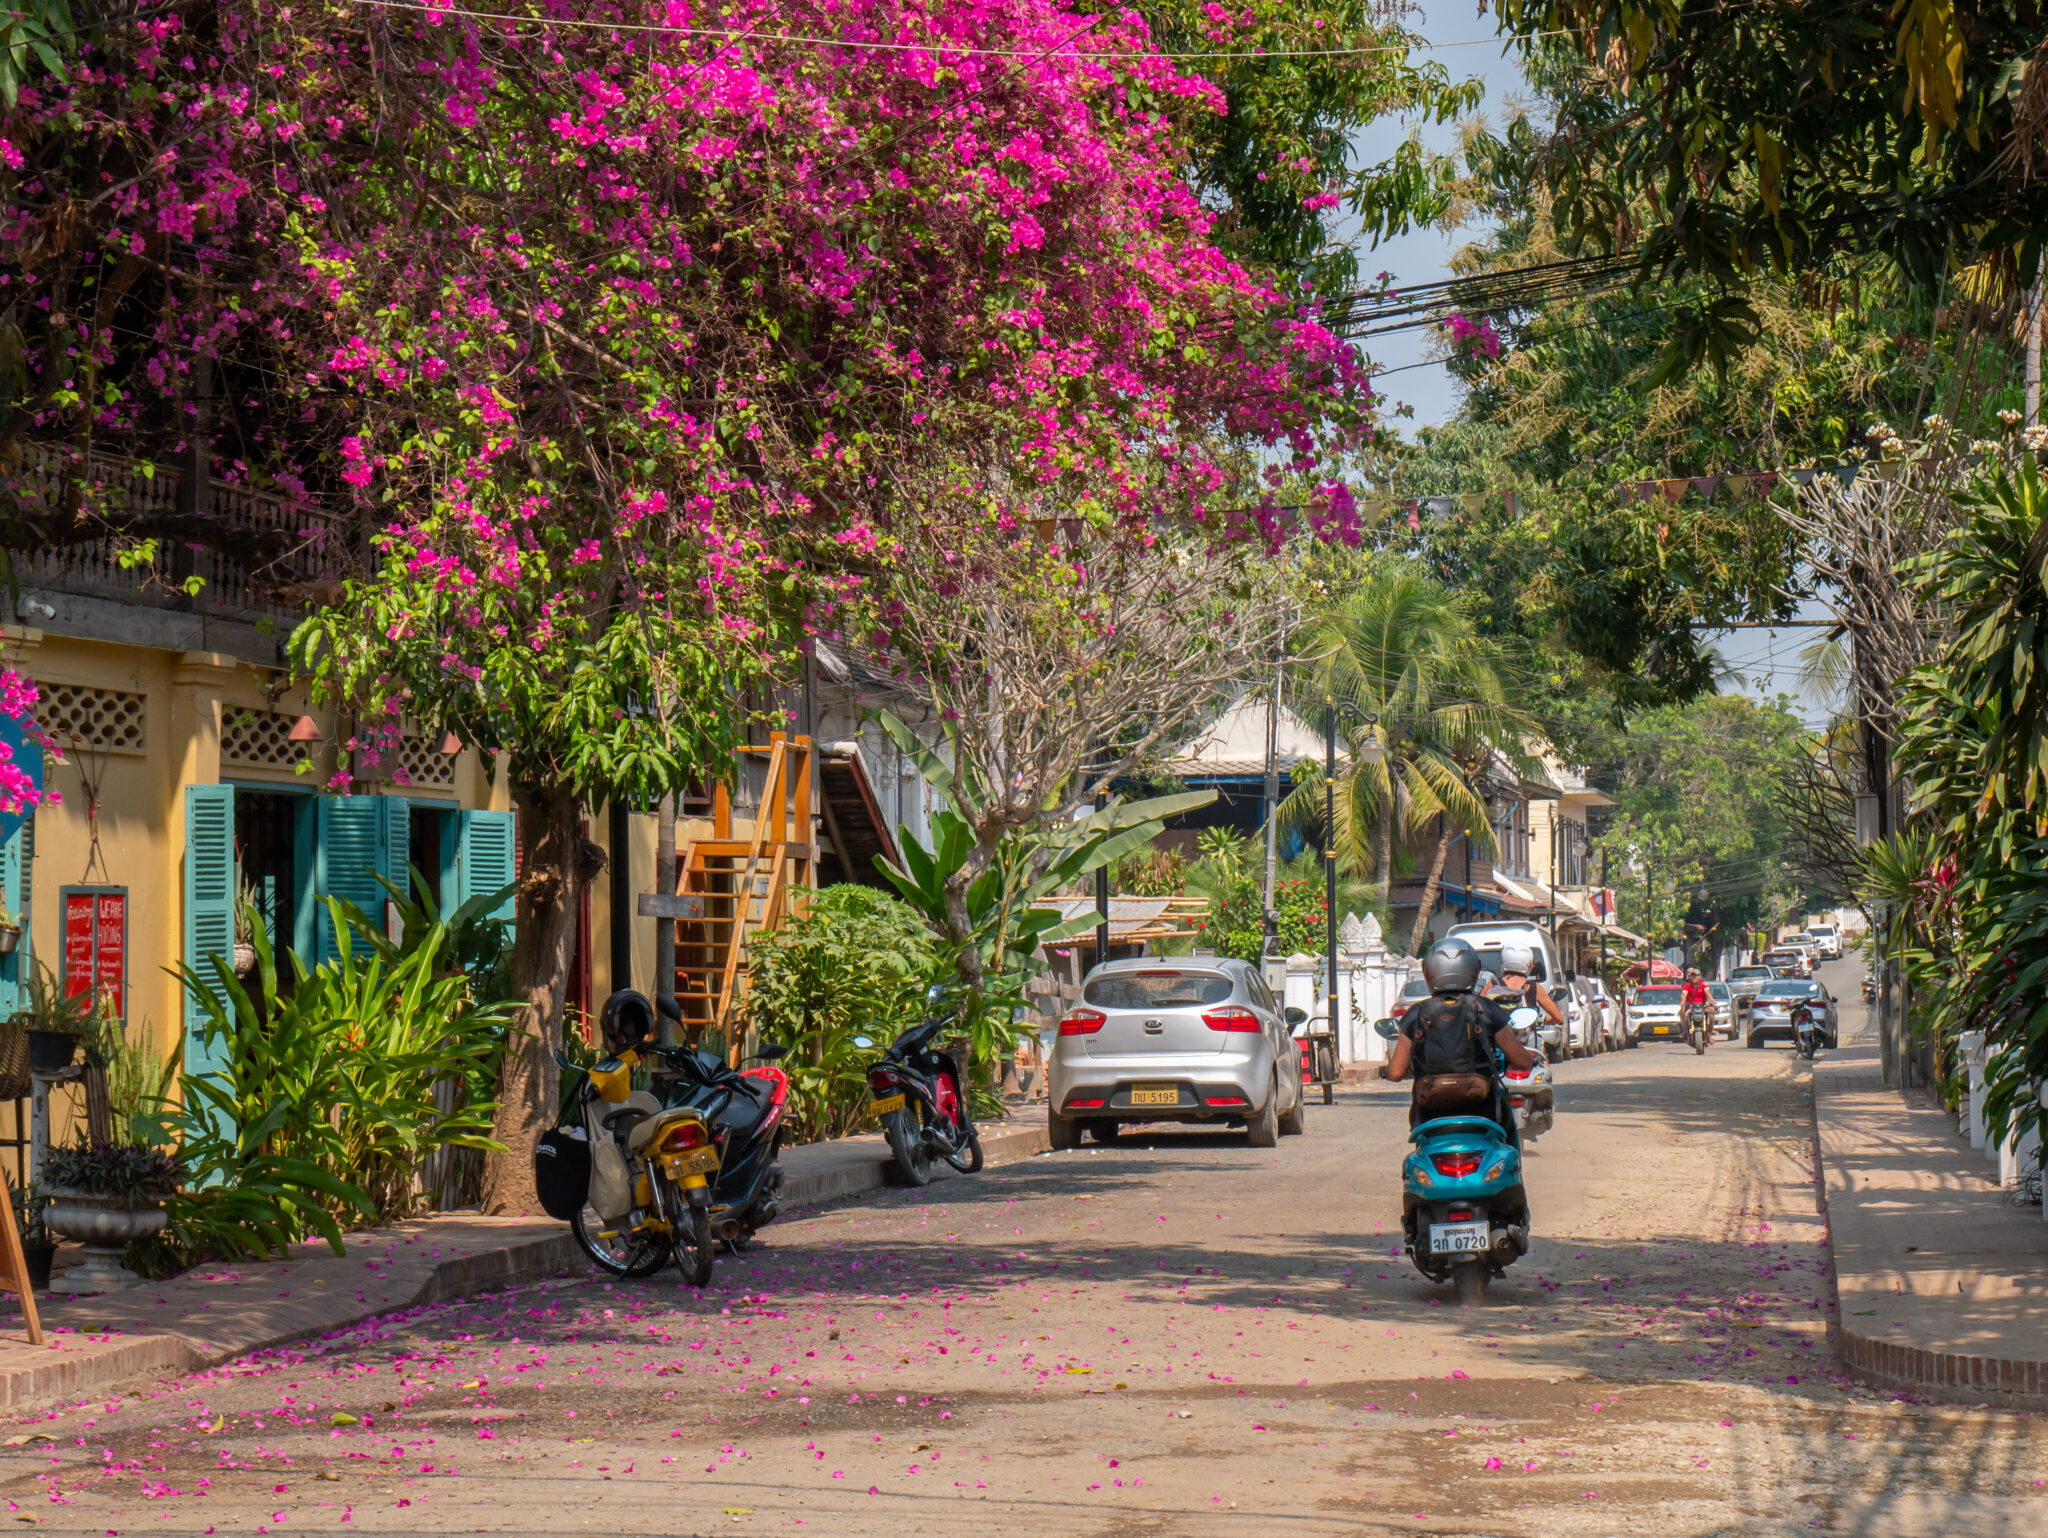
[872,710,1214,1057]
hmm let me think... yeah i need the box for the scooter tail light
[1059,1008,1106,1036]
[867,1067,899,1091]
[1202,1007,1262,1033]
[1430,1151,1483,1178]
[658,1121,708,1153]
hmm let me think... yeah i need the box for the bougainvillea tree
[5,0,1380,1208]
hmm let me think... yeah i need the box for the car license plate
[1129,1085,1180,1106]
[871,1093,905,1117]
[1652,1024,1671,1035]
[1428,1221,1490,1255]
[662,1145,720,1178]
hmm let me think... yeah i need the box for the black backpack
[1412,994,1494,1079]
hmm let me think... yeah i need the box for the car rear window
[1469,946,1547,982]
[1732,967,1773,981]
[1635,987,1682,1004]
[1084,970,1233,1009]
[1757,982,1812,999]
[1709,983,1731,998]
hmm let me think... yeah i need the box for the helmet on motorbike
[599,989,658,1052]
[1422,936,1481,994]
[1499,943,1535,978]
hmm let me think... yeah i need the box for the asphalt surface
[2,960,2044,1536]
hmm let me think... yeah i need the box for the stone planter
[42,1188,168,1294]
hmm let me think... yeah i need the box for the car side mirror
[1284,1006,1308,1027]
[1373,1018,1401,1042]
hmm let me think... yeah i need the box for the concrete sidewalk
[1813,1036,2048,1405]
[0,1114,1050,1411]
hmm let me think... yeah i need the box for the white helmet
[1500,943,1535,977]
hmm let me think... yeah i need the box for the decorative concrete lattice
[34,683,146,753]
[221,708,307,770]
[394,733,457,790]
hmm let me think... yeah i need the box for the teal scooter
[1374,1015,1533,1306]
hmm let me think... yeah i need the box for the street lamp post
[1323,697,1383,1054]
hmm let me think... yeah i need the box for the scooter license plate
[662,1146,720,1178]
[871,1093,906,1117]
[1428,1221,1491,1256]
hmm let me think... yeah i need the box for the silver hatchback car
[1047,958,1306,1150]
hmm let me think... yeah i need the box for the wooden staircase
[672,733,816,1054]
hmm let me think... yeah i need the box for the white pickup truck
[1805,924,1841,961]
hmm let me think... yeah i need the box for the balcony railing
[8,442,344,623]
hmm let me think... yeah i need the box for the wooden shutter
[0,821,26,1018]
[182,784,236,1075]
[315,795,388,961]
[455,810,517,932]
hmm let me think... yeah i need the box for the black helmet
[1422,936,1481,994]
[598,988,657,1052]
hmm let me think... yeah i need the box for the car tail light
[1202,1007,1262,1033]
[1204,1095,1248,1108]
[1059,1009,1106,1036]
[1431,1152,1482,1178]
[658,1121,708,1153]
[1066,1097,1105,1110]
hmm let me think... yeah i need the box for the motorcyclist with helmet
[1381,936,1540,1147]
[1484,942,1565,1036]
[1681,966,1715,1045]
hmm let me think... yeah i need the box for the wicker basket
[0,1021,30,1102]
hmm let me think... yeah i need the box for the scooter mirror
[551,1048,573,1070]
[754,1041,789,1061]
[852,1035,875,1050]
[926,982,947,1006]
[655,994,682,1022]
[1507,1005,1541,1031]
[1373,1017,1401,1041]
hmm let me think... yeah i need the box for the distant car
[1707,980,1737,1040]
[1050,958,1305,1146]
[1761,948,1810,979]
[1805,924,1842,961]
[1746,979,1839,1049]
[1629,984,1689,1042]
[1728,965,1776,1028]
[1587,977,1629,1048]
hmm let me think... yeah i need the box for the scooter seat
[1408,1114,1512,1144]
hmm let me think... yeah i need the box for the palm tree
[1280,566,1525,956]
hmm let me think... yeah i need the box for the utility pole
[654,794,676,1046]
[1094,771,1111,969]
[1261,621,1284,957]
[1324,697,1339,1051]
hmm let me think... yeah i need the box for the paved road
[3,961,2044,1535]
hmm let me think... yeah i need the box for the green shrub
[160,896,516,1264]
[743,885,940,1142]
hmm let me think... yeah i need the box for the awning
[1490,872,1566,913]
[1032,896,1210,950]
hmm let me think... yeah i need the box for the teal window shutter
[378,798,411,910]
[455,810,518,935]
[0,821,26,1017]
[315,795,389,961]
[182,784,236,1077]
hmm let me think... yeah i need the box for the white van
[1444,921,1593,1060]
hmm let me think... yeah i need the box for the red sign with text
[59,887,126,1022]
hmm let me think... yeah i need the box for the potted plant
[40,1140,182,1294]
[9,1182,54,1293]
[233,880,261,975]
[16,963,90,1073]
[0,902,20,956]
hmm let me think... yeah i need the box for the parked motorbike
[532,990,790,1283]
[1499,1005,1553,1142]
[1861,973,1877,1004]
[1373,1016,1532,1306]
[649,995,794,1252]
[858,984,983,1187]
[1793,1004,1824,1060]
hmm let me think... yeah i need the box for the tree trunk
[1407,820,1457,959]
[479,783,606,1216]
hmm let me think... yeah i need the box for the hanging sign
[59,886,127,1023]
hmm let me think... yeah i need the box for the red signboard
[59,886,126,1022]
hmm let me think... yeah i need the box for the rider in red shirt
[1681,967,1715,1039]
